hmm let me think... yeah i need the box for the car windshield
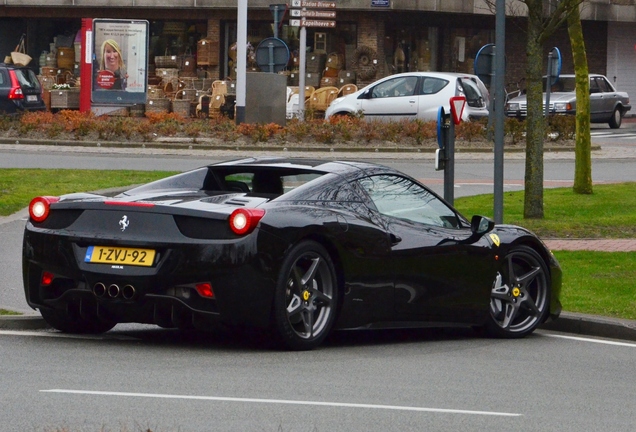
[458,78,485,107]
[542,76,576,92]
[15,69,40,90]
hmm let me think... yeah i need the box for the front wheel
[272,241,338,350]
[609,107,623,129]
[485,245,550,338]
[40,307,116,334]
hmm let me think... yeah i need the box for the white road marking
[0,330,139,341]
[544,333,636,347]
[40,389,522,417]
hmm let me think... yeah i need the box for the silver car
[505,74,631,128]
[324,72,489,122]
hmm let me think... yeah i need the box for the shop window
[385,26,439,74]
[449,28,493,74]
[223,21,357,79]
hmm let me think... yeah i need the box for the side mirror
[471,215,495,235]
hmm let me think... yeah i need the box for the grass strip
[554,251,636,320]
[455,182,636,239]
[0,169,177,216]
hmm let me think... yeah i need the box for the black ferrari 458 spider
[23,157,561,350]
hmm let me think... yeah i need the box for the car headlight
[553,103,568,111]
[507,103,520,111]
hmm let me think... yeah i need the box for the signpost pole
[235,0,248,124]
[444,118,455,206]
[298,26,307,120]
[493,0,506,224]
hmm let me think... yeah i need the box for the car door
[358,76,419,121]
[0,68,14,113]
[589,76,609,122]
[356,174,495,324]
[593,76,617,121]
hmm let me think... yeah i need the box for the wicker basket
[156,68,179,80]
[129,104,145,117]
[172,92,192,117]
[180,88,198,101]
[155,54,178,69]
[197,38,215,66]
[51,89,80,109]
[145,98,170,114]
[147,86,165,99]
[56,47,75,70]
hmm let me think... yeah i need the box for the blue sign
[371,0,390,7]
[437,106,445,149]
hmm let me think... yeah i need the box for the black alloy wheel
[40,306,116,334]
[273,241,338,350]
[486,245,550,338]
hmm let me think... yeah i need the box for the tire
[272,241,338,350]
[485,245,550,338]
[609,107,623,129]
[40,306,116,334]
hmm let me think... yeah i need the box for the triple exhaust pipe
[93,282,136,300]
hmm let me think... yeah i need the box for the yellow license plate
[85,246,156,267]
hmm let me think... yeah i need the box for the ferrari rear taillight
[29,196,60,222]
[8,70,24,100]
[41,271,54,286]
[229,208,265,235]
[195,282,215,299]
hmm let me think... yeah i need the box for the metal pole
[235,0,247,124]
[298,26,307,120]
[444,118,455,206]
[545,51,553,118]
[493,0,506,224]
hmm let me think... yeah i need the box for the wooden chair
[338,83,358,97]
[308,86,339,112]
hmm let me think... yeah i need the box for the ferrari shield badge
[489,233,500,247]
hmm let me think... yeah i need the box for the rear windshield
[15,69,41,90]
[124,167,324,197]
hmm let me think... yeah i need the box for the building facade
[1,1,635,99]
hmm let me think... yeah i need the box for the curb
[2,311,635,342]
[0,314,51,330]
[541,312,636,342]
[0,137,590,154]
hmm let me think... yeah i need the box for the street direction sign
[290,19,336,27]
[291,0,336,7]
[290,9,337,18]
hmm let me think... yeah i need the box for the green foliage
[0,169,176,216]
[556,251,636,320]
[454,183,636,239]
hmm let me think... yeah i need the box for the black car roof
[212,157,393,176]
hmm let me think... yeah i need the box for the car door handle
[390,233,402,245]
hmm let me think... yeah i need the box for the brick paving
[544,238,636,252]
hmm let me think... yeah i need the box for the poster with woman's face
[92,19,149,105]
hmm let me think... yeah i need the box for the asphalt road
[1,326,635,431]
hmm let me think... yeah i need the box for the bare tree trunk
[523,0,545,219]
[568,5,593,194]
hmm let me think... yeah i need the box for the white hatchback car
[324,72,489,122]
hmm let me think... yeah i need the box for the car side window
[371,77,417,99]
[357,174,461,228]
[0,71,5,86]
[589,78,600,94]
[421,78,448,95]
[596,77,611,93]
